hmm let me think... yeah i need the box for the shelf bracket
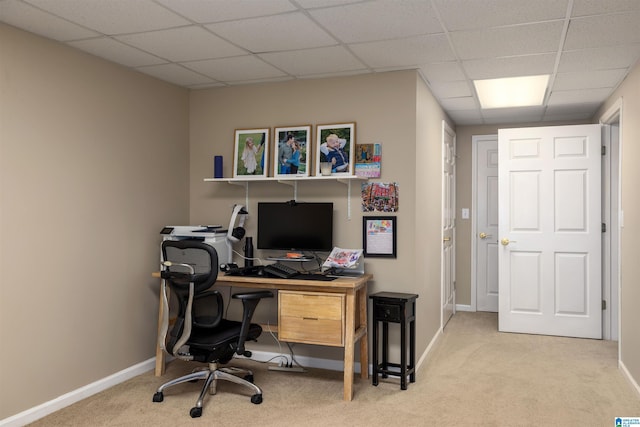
[228,180,249,206]
[276,179,298,201]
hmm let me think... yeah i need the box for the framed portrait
[273,125,311,178]
[233,128,269,179]
[363,216,397,258]
[315,123,355,176]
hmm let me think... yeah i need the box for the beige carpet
[28,312,640,426]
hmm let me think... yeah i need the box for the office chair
[153,239,273,418]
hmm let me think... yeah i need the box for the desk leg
[358,287,368,379]
[343,291,355,401]
[155,285,166,377]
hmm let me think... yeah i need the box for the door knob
[501,238,517,246]
[443,237,451,242]
[479,232,492,239]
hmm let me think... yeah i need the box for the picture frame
[233,128,269,178]
[363,216,397,258]
[273,125,311,178]
[315,123,355,176]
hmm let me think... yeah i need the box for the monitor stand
[267,253,314,261]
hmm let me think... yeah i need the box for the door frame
[471,134,498,312]
[441,120,456,329]
[600,98,623,342]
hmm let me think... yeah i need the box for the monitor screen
[257,201,333,252]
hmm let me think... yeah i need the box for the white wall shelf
[204,175,367,219]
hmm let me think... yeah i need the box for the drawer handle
[303,317,319,321]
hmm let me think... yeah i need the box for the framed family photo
[233,128,269,178]
[273,125,311,178]
[316,123,355,176]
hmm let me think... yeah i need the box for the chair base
[152,362,263,418]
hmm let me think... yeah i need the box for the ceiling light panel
[474,75,549,109]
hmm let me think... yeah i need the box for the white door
[442,121,456,328]
[475,135,499,312]
[498,124,602,339]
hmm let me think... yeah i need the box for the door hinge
[602,300,607,310]
[602,146,606,155]
[602,223,606,232]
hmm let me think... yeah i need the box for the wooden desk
[154,273,372,401]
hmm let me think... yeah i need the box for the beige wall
[597,62,640,387]
[0,24,190,419]
[189,71,451,362]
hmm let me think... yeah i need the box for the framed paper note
[363,216,397,258]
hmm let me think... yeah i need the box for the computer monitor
[257,201,333,252]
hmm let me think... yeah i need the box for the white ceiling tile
[308,0,442,43]
[429,81,472,99]
[559,45,640,72]
[135,63,213,86]
[116,26,246,62]
[0,0,99,41]
[350,34,455,68]
[572,0,640,17]
[552,69,628,91]
[547,87,612,105]
[462,54,556,80]
[259,46,365,76]
[68,38,166,67]
[23,0,189,35]
[545,103,600,115]
[419,62,466,83]
[446,109,483,125]
[207,12,335,53]
[542,111,594,122]
[294,0,363,8]
[450,21,564,60]
[155,0,296,23]
[434,0,569,31]
[439,97,478,111]
[565,11,640,50]
[183,56,287,82]
[482,106,544,121]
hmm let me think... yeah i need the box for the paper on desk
[322,247,363,269]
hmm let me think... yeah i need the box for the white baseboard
[0,358,156,427]
[619,360,640,398]
[455,304,473,312]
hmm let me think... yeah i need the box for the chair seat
[188,319,262,351]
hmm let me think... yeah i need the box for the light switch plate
[461,208,469,219]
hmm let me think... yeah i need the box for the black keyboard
[263,263,298,279]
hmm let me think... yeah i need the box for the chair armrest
[232,291,274,355]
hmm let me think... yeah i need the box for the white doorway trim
[600,97,623,343]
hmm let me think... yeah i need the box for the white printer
[160,225,232,268]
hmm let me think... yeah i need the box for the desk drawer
[278,291,344,346]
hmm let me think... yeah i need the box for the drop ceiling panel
[0,0,99,41]
[154,0,297,23]
[259,46,366,76]
[446,109,483,125]
[451,21,564,60]
[350,34,455,68]
[136,63,213,86]
[552,69,628,91]
[547,87,613,105]
[68,38,167,67]
[482,106,544,124]
[429,81,473,99]
[308,0,442,43]
[565,11,640,50]
[24,0,189,35]
[116,26,246,62]
[419,62,466,83]
[435,0,568,31]
[572,0,640,17]
[183,56,287,82]
[462,54,556,80]
[206,12,335,53]
[439,97,478,111]
[559,45,640,72]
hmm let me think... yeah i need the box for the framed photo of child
[273,125,311,178]
[233,128,269,179]
[315,123,355,176]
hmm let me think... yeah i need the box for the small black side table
[369,292,418,390]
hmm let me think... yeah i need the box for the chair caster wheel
[152,392,163,402]
[190,407,202,418]
[251,394,262,404]
[244,374,254,383]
